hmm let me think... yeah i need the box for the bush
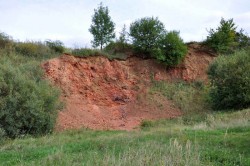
[205,18,250,54]
[154,31,187,66]
[0,57,60,138]
[129,17,165,57]
[45,40,65,53]
[207,50,250,110]
[104,41,133,53]
[0,32,14,52]
[72,48,106,57]
[15,41,53,58]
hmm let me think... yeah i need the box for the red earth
[42,43,215,131]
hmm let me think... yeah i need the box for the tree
[118,24,128,45]
[205,18,250,53]
[129,17,165,57]
[89,3,115,50]
[153,31,187,66]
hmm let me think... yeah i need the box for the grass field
[0,109,249,166]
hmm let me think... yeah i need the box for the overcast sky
[0,0,250,48]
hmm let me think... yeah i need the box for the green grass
[71,48,128,60]
[0,109,249,166]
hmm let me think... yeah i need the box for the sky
[0,0,250,48]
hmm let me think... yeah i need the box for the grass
[150,80,211,125]
[71,48,128,60]
[0,109,249,165]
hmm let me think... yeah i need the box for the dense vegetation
[129,17,166,56]
[0,34,61,138]
[205,18,250,54]
[153,31,188,66]
[208,49,250,110]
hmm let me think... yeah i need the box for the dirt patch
[42,43,215,131]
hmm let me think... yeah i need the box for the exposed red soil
[42,43,215,131]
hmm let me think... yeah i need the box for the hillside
[42,43,215,131]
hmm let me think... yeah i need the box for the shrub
[15,41,53,58]
[205,18,250,54]
[104,41,133,53]
[207,50,250,110]
[45,40,65,53]
[0,32,14,52]
[129,17,165,57]
[72,48,106,57]
[154,31,187,66]
[0,57,60,138]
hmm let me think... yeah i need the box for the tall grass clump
[0,53,60,138]
[208,49,250,110]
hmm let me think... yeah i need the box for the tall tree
[89,3,115,50]
[129,17,165,57]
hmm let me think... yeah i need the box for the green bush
[205,18,250,54]
[0,32,14,52]
[104,41,132,53]
[15,41,53,58]
[0,57,60,138]
[72,48,106,57]
[129,17,165,57]
[45,40,65,53]
[154,31,187,66]
[207,50,250,110]
[72,48,127,60]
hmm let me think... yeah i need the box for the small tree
[89,3,115,50]
[129,17,165,57]
[118,24,128,45]
[205,18,250,53]
[154,31,187,66]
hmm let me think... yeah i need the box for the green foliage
[89,3,115,50]
[236,29,250,49]
[72,48,127,60]
[0,54,60,138]
[104,41,133,53]
[154,31,187,66]
[205,18,250,53]
[129,17,165,57]
[0,32,14,52]
[45,40,65,53]
[72,48,107,57]
[15,41,53,58]
[207,50,250,110]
